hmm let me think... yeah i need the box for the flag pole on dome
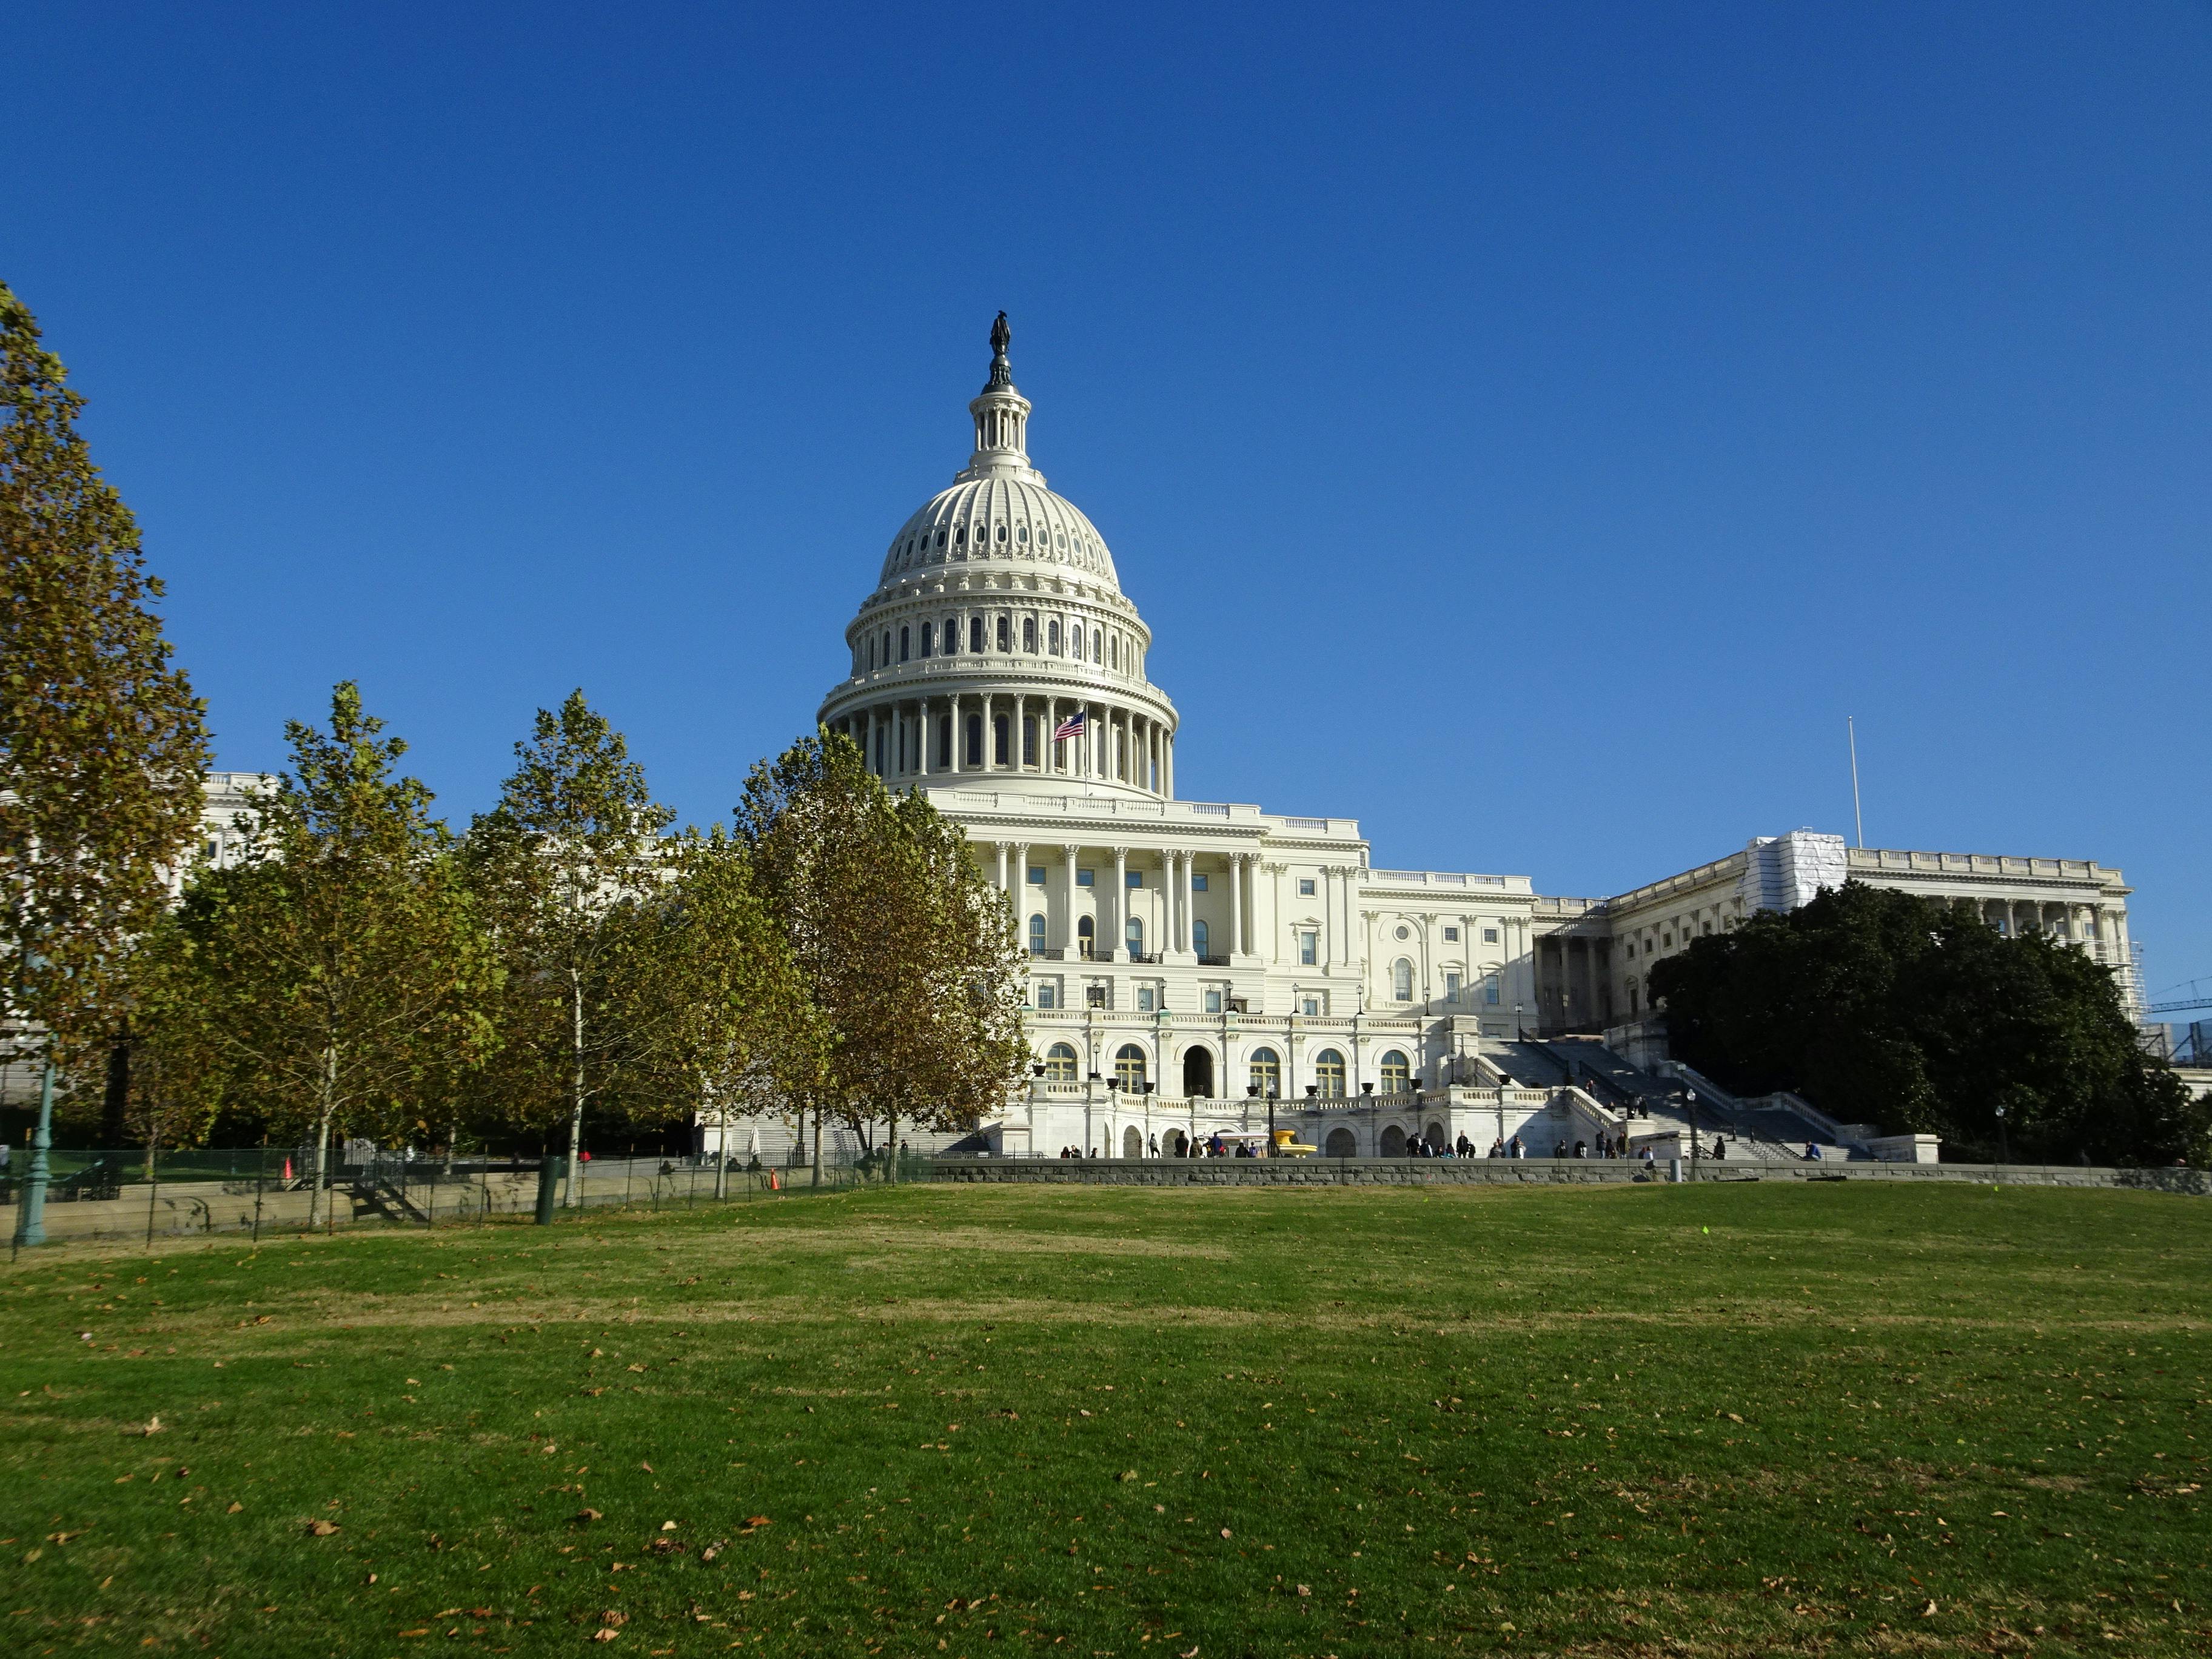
[1052,709,1086,742]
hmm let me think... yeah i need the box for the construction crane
[2148,977,2212,1016]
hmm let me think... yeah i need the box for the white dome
[875,476,1119,592]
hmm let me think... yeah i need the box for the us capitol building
[805,319,2148,1161]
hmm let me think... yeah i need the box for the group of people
[1476,1132,1654,1161]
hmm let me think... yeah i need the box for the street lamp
[1514,1003,1524,1042]
[1994,1104,2009,1177]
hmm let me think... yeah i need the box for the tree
[463,691,672,1201]
[0,281,209,1090]
[736,730,1027,1178]
[622,828,823,1195]
[1650,880,2209,1165]
[132,684,498,1221]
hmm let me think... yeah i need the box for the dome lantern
[958,310,1040,485]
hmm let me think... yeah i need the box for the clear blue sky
[10,4,2209,999]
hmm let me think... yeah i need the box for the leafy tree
[463,691,672,1201]
[1650,880,2208,1165]
[0,281,209,1091]
[736,730,1027,1179]
[131,684,498,1221]
[622,827,823,1195]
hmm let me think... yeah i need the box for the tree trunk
[101,1021,130,1150]
[885,1108,899,1185]
[309,1044,338,1228]
[565,970,586,1207]
[811,1101,822,1189]
[709,1076,728,1200]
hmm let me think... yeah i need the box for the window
[996,614,1010,652]
[1092,629,1103,663]
[965,714,983,765]
[1192,873,1208,892]
[1115,1045,1147,1089]
[1028,866,1045,885]
[1249,1048,1281,1096]
[919,625,932,658]
[1298,930,1318,966]
[1625,942,1637,960]
[1022,717,1036,766]
[1022,615,1036,652]
[1298,878,1316,896]
[1483,927,1498,943]
[1443,927,1458,942]
[1044,1041,1077,1081]
[899,625,910,662]
[1076,916,1095,957]
[1125,870,1144,888]
[1076,868,1095,887]
[1192,919,1210,957]
[882,630,891,665]
[968,616,984,652]
[1036,982,1057,1010]
[996,523,1007,543]
[1204,989,1222,1014]
[1110,635,1118,669]
[1392,959,1413,1001]
[1702,922,1713,935]
[1048,619,1062,654]
[1137,987,1155,1012]
[1314,1048,1347,1098]
[1125,916,1144,956]
[866,637,875,670]
[1301,996,1321,1016]
[937,716,952,768]
[1484,973,1501,1005]
[1028,915,1047,953]
[1379,1051,1410,1093]
[1017,523,1028,543]
[993,714,1009,765]
[1445,971,1461,1001]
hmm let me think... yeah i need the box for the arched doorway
[1426,1120,1446,1145]
[1379,1124,1407,1157]
[1122,1125,1142,1159]
[1164,1128,1188,1157]
[1182,1046,1215,1099]
[1077,915,1096,959]
[1114,1044,1147,1091]
[1324,1127,1358,1158]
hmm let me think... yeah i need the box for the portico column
[1178,851,1194,954]
[1229,851,1244,959]
[1164,731,1175,799]
[1111,846,1128,961]
[1063,845,1081,954]
[995,842,1009,893]
[1012,843,1028,920]
[919,697,933,777]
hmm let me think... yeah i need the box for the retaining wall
[928,1156,2209,1195]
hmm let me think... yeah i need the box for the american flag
[1052,709,1087,742]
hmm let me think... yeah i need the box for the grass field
[2,1180,2208,1657]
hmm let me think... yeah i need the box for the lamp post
[1994,1104,2009,1180]
[1514,1002,1524,1042]
[12,1061,55,1252]
[1683,1085,1700,1183]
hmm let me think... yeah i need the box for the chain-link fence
[2,1144,912,1250]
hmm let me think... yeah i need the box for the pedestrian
[1510,1135,1524,1159]
[1147,1133,1159,1158]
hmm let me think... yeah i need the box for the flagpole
[1848,716,1864,850]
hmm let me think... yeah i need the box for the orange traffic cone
[768,1170,781,1191]
[283,1157,293,1182]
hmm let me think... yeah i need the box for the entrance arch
[1163,1128,1189,1157]
[1182,1045,1215,1099]
[1379,1124,1407,1157]
[1324,1127,1358,1158]
[1122,1125,1142,1159]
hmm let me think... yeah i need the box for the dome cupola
[817,315,1181,802]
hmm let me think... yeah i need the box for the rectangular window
[1445,971,1461,1000]
[1021,717,1036,766]
[1443,927,1458,942]
[1298,878,1316,896]
[1298,930,1318,966]
[1036,983,1057,1010]
[1204,989,1222,1014]
[1137,987,1156,1013]
[1027,866,1045,885]
[1191,873,1208,892]
[1076,868,1094,887]
[1483,927,1499,943]
[1484,976,1500,1005]
[1301,996,1320,1016]
[1125,870,1143,888]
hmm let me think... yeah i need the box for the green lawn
[3,1181,2207,1657]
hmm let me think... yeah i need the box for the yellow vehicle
[1270,1128,1319,1158]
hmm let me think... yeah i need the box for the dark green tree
[0,281,209,1093]
[1650,881,2207,1165]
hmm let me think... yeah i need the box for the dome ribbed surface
[876,477,1118,593]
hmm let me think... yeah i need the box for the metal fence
[2,1145,906,1250]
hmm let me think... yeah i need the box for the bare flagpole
[1847,716,1865,850]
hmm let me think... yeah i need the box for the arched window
[918,625,932,659]
[1314,1048,1347,1098]
[1193,919,1210,958]
[1379,1051,1410,1093]
[1077,916,1095,959]
[997,614,1011,652]
[970,616,985,653]
[1093,629,1104,664]
[1048,619,1062,655]
[944,620,958,654]
[993,714,1008,764]
[899,626,911,663]
[1021,615,1036,653]
[1114,1044,1147,1090]
[1044,1042,1078,1082]
[1017,524,1029,544]
[866,637,876,670]
[1392,958,1413,1002]
[1125,916,1144,957]
[996,523,1007,543]
[1028,914,1045,954]
[965,714,984,766]
[1110,634,1119,670]
[1249,1047,1281,1097]
[882,630,891,665]
[955,523,967,548]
